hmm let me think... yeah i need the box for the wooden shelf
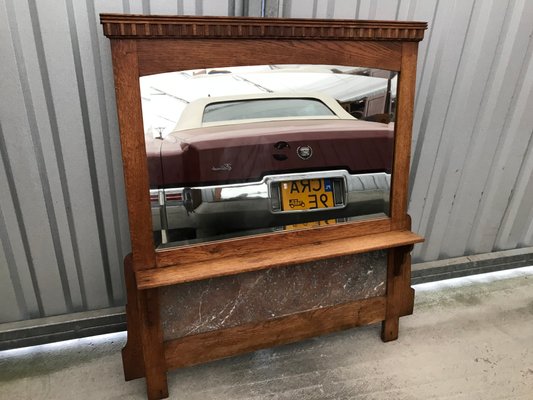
[136,230,423,290]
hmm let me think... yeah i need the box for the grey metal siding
[0,0,532,324]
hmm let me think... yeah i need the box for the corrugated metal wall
[1,0,532,324]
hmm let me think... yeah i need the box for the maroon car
[147,93,393,245]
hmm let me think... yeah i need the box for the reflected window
[202,98,335,123]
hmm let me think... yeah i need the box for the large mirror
[140,65,397,248]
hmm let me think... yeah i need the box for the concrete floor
[1,267,532,400]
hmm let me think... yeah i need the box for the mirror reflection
[140,65,397,248]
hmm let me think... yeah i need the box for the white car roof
[174,92,355,131]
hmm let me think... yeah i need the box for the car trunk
[150,119,394,188]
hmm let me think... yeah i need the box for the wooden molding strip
[154,217,393,269]
[136,230,423,290]
[164,296,386,370]
[101,14,427,41]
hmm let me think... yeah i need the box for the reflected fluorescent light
[413,265,533,292]
[220,184,268,200]
[0,331,126,358]
[3,267,532,357]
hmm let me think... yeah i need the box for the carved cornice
[100,14,427,42]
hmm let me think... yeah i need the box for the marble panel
[160,250,387,340]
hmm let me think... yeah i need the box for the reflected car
[146,93,393,245]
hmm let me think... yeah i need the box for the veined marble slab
[160,250,387,340]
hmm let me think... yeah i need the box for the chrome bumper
[150,170,390,243]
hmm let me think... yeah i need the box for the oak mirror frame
[101,15,427,275]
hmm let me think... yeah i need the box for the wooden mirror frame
[101,15,426,400]
[102,14,426,285]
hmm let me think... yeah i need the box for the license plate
[280,178,334,211]
[284,219,337,230]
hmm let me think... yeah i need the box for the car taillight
[150,191,182,203]
[166,193,182,201]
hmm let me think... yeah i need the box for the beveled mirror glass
[140,65,397,248]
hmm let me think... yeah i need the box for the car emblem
[211,163,232,171]
[297,145,313,160]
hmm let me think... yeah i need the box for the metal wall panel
[0,0,532,324]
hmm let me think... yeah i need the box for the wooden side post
[122,254,168,399]
[122,254,145,381]
[390,41,419,231]
[381,245,415,342]
[110,39,156,270]
[137,289,168,400]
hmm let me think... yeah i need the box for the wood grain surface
[110,40,155,270]
[136,39,401,76]
[155,217,393,268]
[139,230,423,289]
[164,296,387,370]
[101,14,427,41]
[390,42,419,230]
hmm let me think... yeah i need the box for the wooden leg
[381,316,399,341]
[138,288,169,400]
[381,245,414,342]
[122,254,145,381]
[122,254,169,399]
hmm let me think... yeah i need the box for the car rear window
[202,98,335,123]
